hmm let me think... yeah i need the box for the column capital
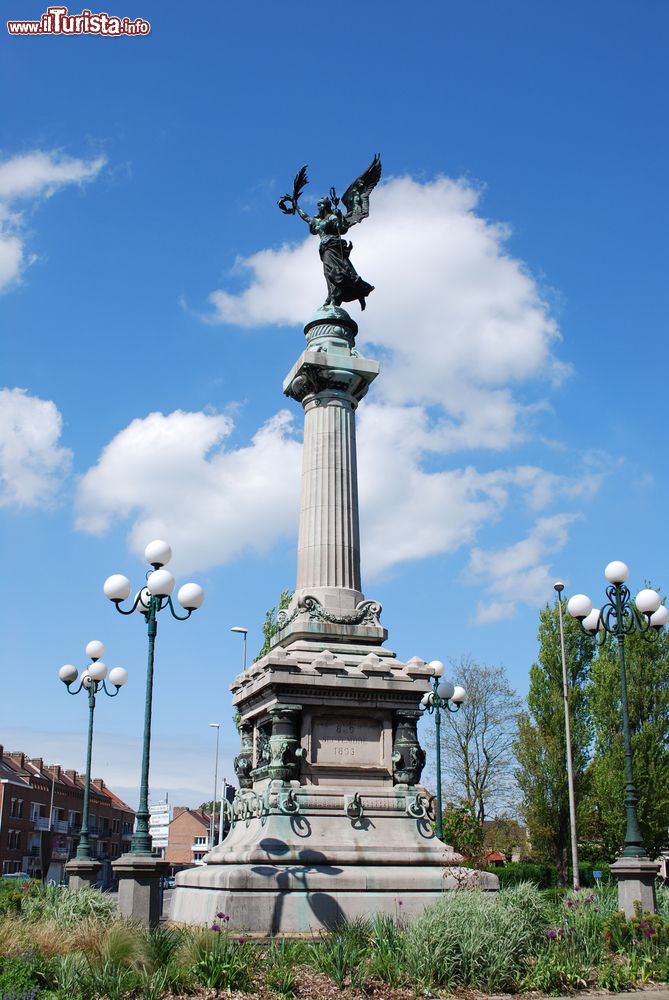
[284,351,379,406]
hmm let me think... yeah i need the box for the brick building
[0,746,134,886]
[165,807,211,870]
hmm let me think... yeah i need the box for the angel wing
[341,154,382,226]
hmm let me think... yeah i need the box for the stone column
[278,307,381,639]
[296,390,362,607]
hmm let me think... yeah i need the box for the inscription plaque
[312,716,381,766]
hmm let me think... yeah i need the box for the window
[2,861,21,875]
[7,830,21,851]
[194,836,208,845]
[9,799,24,819]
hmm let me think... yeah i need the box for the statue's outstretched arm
[295,205,313,226]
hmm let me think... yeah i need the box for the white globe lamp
[145,539,172,568]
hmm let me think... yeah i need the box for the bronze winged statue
[278,155,382,311]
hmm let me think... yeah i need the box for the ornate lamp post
[419,660,466,842]
[567,559,669,915]
[104,539,204,924]
[60,640,128,890]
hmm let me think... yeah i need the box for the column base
[111,853,168,927]
[610,856,659,917]
[65,857,101,892]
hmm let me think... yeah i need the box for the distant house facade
[165,808,212,871]
[0,746,134,886]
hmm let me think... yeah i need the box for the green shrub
[264,937,307,998]
[0,948,56,997]
[523,946,589,993]
[605,901,669,958]
[21,885,115,925]
[83,957,141,1000]
[578,861,612,886]
[656,883,669,921]
[0,879,40,917]
[404,883,548,991]
[308,919,371,989]
[495,862,557,888]
[184,927,254,991]
[365,913,407,986]
[50,952,88,999]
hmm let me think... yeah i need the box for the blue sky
[1,0,668,808]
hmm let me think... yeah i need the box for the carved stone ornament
[267,704,304,782]
[251,722,272,781]
[286,363,370,404]
[233,722,254,790]
[276,595,382,631]
[392,710,426,786]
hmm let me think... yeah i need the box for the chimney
[173,806,187,819]
[0,745,3,760]
[31,758,43,771]
[48,765,61,780]
[93,779,105,791]
[65,769,77,781]
[8,752,26,767]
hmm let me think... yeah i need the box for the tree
[426,657,523,824]
[254,589,293,662]
[441,801,484,861]
[514,599,593,884]
[483,816,529,862]
[585,622,669,858]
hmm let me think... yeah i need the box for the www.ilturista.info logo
[7,6,150,35]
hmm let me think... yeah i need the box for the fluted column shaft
[296,390,361,599]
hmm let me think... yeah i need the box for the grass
[1,880,668,997]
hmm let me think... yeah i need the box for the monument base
[172,862,497,934]
[610,856,659,917]
[112,853,168,927]
[171,781,498,933]
[65,857,101,891]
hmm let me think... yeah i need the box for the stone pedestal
[171,307,498,933]
[112,853,168,927]
[65,857,101,892]
[610,856,659,917]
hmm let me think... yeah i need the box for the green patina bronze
[278,155,382,312]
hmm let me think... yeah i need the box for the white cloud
[0,150,105,290]
[468,513,581,623]
[207,174,565,451]
[75,408,302,574]
[0,388,72,508]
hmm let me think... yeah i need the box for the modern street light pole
[218,777,227,845]
[419,660,466,842]
[104,539,204,924]
[567,560,669,914]
[554,581,581,891]
[59,640,128,889]
[209,723,220,848]
[230,626,248,670]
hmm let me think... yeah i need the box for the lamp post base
[111,853,168,927]
[610,856,659,917]
[65,857,101,892]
